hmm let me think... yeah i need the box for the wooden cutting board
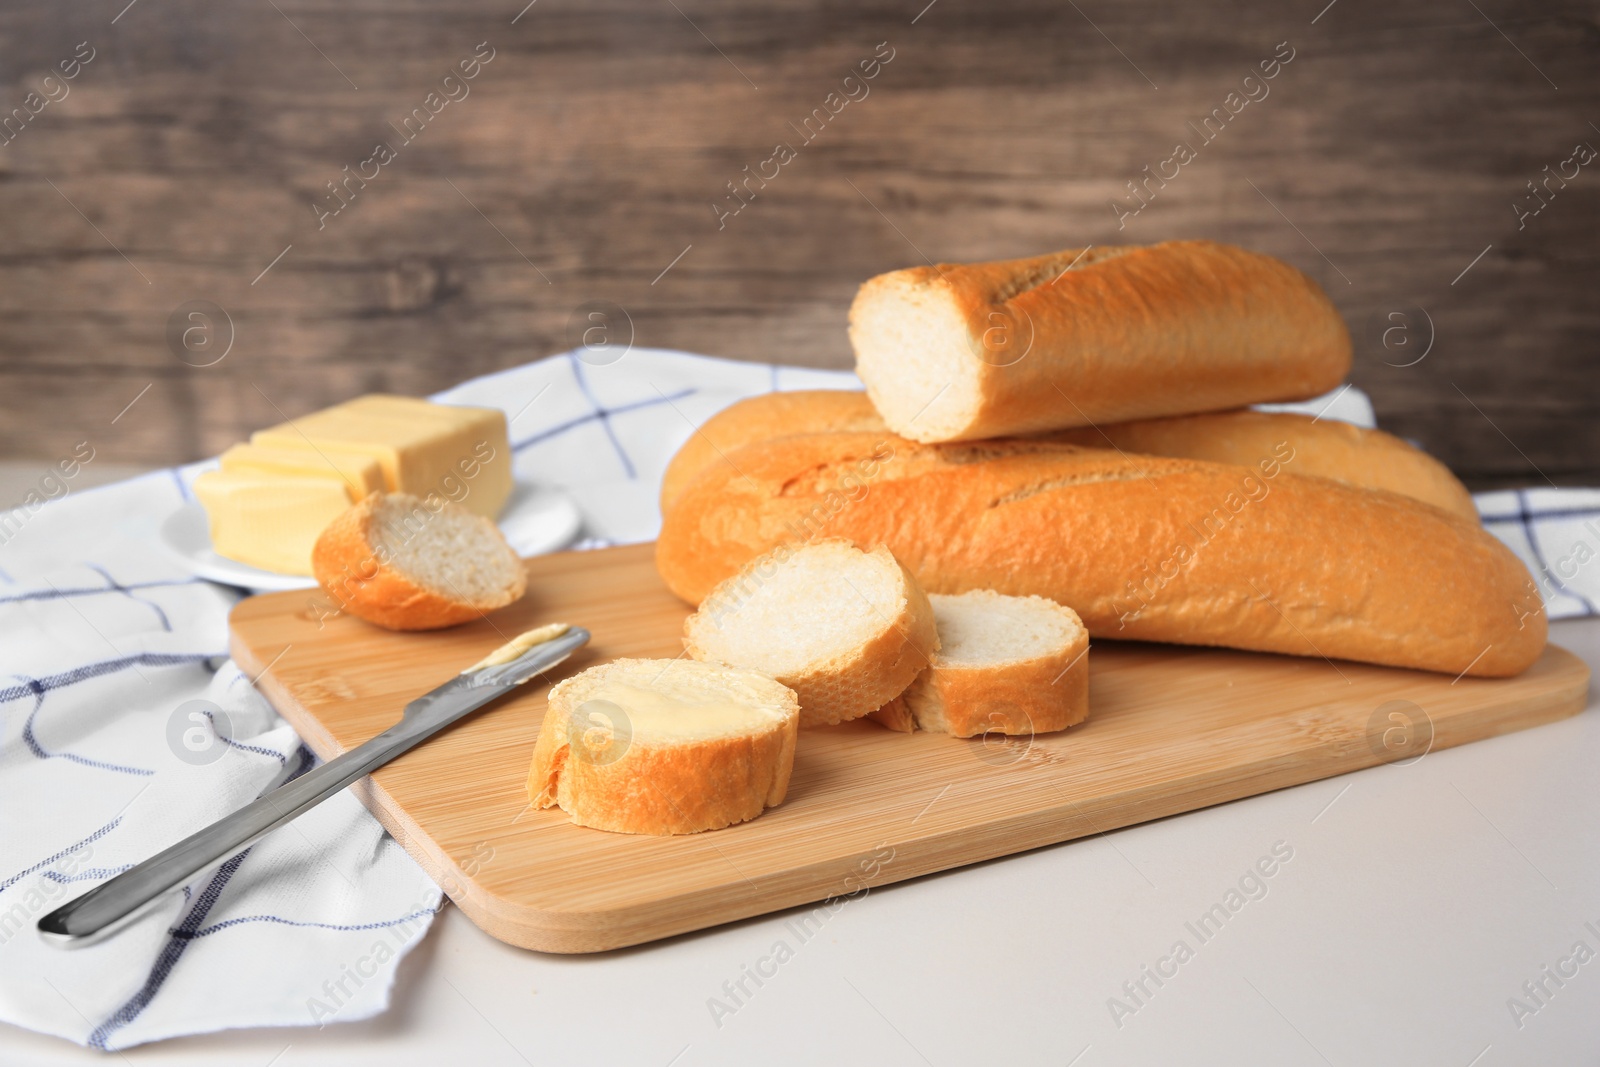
[229,542,1590,953]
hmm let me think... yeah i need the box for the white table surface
[5,619,1597,1067]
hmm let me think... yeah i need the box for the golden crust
[655,433,1546,678]
[849,240,1352,442]
[311,493,527,631]
[683,541,939,728]
[657,390,1477,523]
[867,694,916,733]
[1047,409,1477,522]
[527,659,800,835]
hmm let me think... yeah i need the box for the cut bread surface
[693,541,896,677]
[312,491,526,631]
[368,493,523,604]
[929,589,1082,665]
[684,540,939,727]
[851,272,983,442]
[528,658,800,835]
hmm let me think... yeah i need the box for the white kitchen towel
[1475,487,1600,621]
[0,346,1577,1051]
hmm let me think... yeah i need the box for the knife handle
[36,721,425,942]
[37,626,588,942]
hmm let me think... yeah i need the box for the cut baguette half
[684,539,939,727]
[312,491,526,630]
[850,240,1351,442]
[528,658,800,835]
[870,590,1089,738]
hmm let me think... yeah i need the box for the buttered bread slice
[529,658,800,835]
[683,540,939,727]
[873,590,1089,738]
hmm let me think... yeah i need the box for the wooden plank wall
[0,0,1594,486]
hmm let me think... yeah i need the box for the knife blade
[37,624,589,943]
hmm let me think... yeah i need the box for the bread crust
[660,390,882,513]
[312,492,527,631]
[1050,409,1477,522]
[658,390,1477,523]
[684,541,940,727]
[528,659,800,835]
[867,693,916,733]
[849,240,1352,442]
[656,433,1546,678]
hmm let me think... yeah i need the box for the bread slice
[849,240,1350,442]
[312,491,526,630]
[528,658,800,835]
[656,390,1478,523]
[683,540,939,727]
[870,591,1089,737]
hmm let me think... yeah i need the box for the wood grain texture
[229,541,1589,953]
[1,0,1594,486]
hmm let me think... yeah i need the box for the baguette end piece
[312,491,526,631]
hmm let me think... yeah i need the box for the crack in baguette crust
[987,244,1137,305]
[656,433,1546,678]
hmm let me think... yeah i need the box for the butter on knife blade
[463,623,573,673]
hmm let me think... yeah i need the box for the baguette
[655,433,1545,678]
[659,390,1477,521]
[684,540,938,727]
[849,241,1351,442]
[868,590,1090,737]
[312,491,526,630]
[528,658,799,835]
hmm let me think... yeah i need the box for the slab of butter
[219,443,384,501]
[193,469,357,575]
[249,395,512,519]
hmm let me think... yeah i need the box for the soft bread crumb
[368,493,523,603]
[312,491,526,630]
[850,273,983,442]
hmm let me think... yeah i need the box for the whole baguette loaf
[659,390,1477,521]
[849,241,1351,442]
[655,433,1545,678]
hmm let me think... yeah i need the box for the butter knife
[38,624,588,942]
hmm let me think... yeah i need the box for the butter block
[193,469,355,576]
[219,443,384,501]
[249,395,512,518]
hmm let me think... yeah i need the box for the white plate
[160,482,585,593]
